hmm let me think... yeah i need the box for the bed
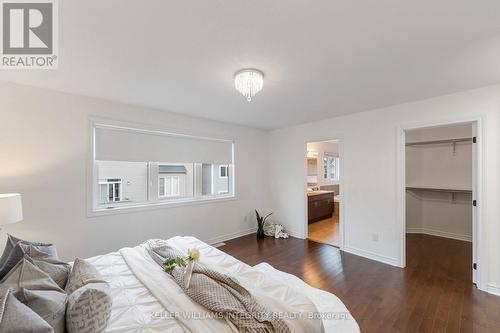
[87,236,360,333]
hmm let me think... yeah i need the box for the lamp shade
[0,194,23,225]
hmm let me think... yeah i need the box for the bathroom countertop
[306,190,335,197]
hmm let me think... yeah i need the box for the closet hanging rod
[405,137,472,146]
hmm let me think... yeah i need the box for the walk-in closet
[405,122,477,284]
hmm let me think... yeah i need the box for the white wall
[0,81,270,261]
[268,85,500,294]
[405,124,473,241]
[406,124,473,189]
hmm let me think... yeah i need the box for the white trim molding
[303,137,346,250]
[288,229,306,239]
[204,227,257,245]
[343,246,400,267]
[487,284,500,297]
[87,117,236,217]
[396,115,488,292]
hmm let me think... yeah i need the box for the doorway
[403,121,479,285]
[305,140,342,247]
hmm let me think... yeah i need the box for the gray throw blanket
[149,245,290,333]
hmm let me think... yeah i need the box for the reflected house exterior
[158,164,193,198]
[97,161,148,205]
[97,161,229,207]
[202,164,229,195]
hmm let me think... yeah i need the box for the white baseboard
[406,228,471,242]
[487,284,500,297]
[288,229,306,239]
[204,226,307,245]
[343,246,400,267]
[204,227,257,245]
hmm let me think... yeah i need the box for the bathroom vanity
[307,190,335,223]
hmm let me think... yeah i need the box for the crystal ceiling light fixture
[234,68,264,102]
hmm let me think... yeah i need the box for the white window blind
[94,125,233,164]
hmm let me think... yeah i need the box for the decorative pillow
[0,258,63,292]
[16,288,67,333]
[26,256,71,290]
[0,259,67,332]
[65,258,106,294]
[12,243,71,289]
[66,282,112,333]
[20,243,54,259]
[0,235,57,278]
[0,288,54,333]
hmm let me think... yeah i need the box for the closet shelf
[406,186,472,194]
[405,137,472,147]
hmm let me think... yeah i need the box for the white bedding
[87,236,360,333]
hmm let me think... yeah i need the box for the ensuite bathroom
[306,140,340,247]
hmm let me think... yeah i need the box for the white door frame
[304,138,345,250]
[396,116,486,291]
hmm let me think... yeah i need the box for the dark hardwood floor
[222,233,500,333]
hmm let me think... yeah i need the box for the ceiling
[2,0,500,129]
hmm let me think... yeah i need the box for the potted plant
[255,210,272,239]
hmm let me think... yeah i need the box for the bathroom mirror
[307,151,318,185]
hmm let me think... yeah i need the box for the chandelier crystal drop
[234,69,264,102]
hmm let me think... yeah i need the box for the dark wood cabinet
[308,192,334,223]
